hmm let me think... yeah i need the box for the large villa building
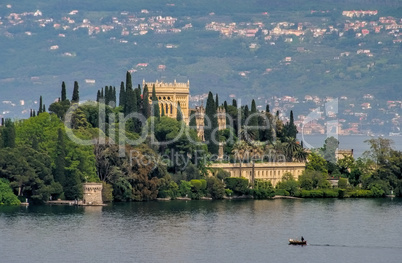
[146,79,353,186]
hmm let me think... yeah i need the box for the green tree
[161,105,165,117]
[204,92,218,154]
[72,81,79,103]
[306,152,328,175]
[142,85,150,119]
[126,71,132,91]
[38,96,43,114]
[179,180,192,197]
[151,84,160,118]
[206,176,225,199]
[176,102,183,122]
[253,179,275,199]
[224,177,249,196]
[119,82,126,108]
[189,110,196,129]
[61,81,67,102]
[321,136,339,163]
[104,86,109,105]
[0,179,21,205]
[284,110,297,139]
[1,119,16,148]
[363,138,393,167]
[248,99,259,140]
[276,173,299,196]
[54,128,66,186]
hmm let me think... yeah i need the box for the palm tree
[293,147,308,162]
[239,127,256,144]
[271,140,285,162]
[232,140,251,177]
[283,137,299,162]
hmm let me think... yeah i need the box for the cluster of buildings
[205,10,401,44]
[0,8,186,41]
[253,93,402,136]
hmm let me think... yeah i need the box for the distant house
[361,103,371,110]
[363,94,374,99]
[85,79,96,84]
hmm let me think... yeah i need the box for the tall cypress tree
[161,105,165,117]
[142,85,150,119]
[204,92,218,154]
[151,84,160,118]
[176,102,183,121]
[61,81,67,102]
[96,90,101,102]
[189,110,196,129]
[104,86,109,105]
[43,104,46,113]
[215,94,219,109]
[113,87,116,106]
[119,81,126,107]
[232,99,237,108]
[286,110,297,139]
[249,99,259,140]
[108,86,113,104]
[72,81,79,103]
[126,71,132,90]
[262,110,273,143]
[266,104,270,113]
[242,105,249,126]
[124,86,135,116]
[135,86,142,111]
[38,96,43,114]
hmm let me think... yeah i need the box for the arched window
[166,104,168,114]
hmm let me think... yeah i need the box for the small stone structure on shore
[82,183,103,205]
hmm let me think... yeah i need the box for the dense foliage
[1,71,401,205]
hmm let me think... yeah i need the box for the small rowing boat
[289,239,307,245]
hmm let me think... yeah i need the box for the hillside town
[0,5,401,135]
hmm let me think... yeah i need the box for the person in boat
[301,236,304,242]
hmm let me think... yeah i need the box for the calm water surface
[298,135,402,158]
[1,199,402,263]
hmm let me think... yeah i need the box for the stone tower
[193,106,226,141]
[195,106,205,141]
[217,107,227,130]
[82,183,103,205]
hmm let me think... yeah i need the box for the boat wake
[308,244,402,249]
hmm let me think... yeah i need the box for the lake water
[298,135,402,158]
[1,199,402,263]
